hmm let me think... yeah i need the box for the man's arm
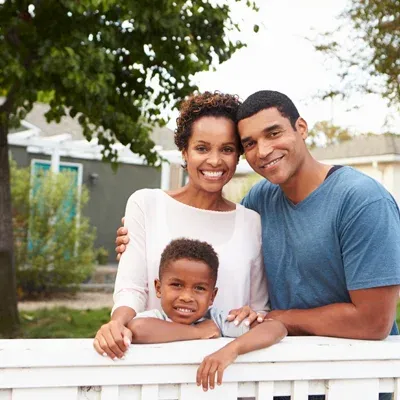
[270,197,400,340]
[268,285,399,339]
[127,318,220,344]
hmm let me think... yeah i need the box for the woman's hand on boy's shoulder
[226,305,266,327]
[194,319,221,339]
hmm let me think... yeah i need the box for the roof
[311,134,400,161]
[149,126,176,150]
[20,102,175,149]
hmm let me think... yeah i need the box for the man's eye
[270,131,281,137]
[244,141,254,149]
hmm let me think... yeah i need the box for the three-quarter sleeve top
[112,189,269,314]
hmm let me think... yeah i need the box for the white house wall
[392,165,400,205]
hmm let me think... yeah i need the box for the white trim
[1,337,400,400]
[160,161,171,190]
[30,158,83,185]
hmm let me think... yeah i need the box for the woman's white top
[112,189,269,314]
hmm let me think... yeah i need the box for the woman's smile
[200,170,225,180]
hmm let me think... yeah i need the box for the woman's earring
[182,159,187,169]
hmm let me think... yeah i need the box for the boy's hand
[226,305,266,327]
[196,344,239,391]
[195,319,221,339]
[93,320,132,359]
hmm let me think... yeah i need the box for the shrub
[10,159,96,297]
[96,247,109,265]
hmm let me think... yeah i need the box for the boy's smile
[155,258,218,325]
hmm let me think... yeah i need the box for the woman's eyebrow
[220,141,236,146]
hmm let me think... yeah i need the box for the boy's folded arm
[127,318,220,344]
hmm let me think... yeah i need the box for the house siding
[9,145,161,263]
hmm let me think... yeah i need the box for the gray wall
[10,145,161,264]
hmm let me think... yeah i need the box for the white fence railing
[1,336,400,399]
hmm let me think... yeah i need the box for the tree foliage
[314,0,400,107]
[0,0,257,162]
[11,160,96,297]
[307,120,352,149]
[0,0,258,336]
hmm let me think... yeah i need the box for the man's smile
[260,156,284,169]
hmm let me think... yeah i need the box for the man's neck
[281,158,332,205]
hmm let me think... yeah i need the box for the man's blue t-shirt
[242,166,400,335]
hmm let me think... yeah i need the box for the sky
[168,0,400,135]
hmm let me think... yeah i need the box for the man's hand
[115,217,129,261]
[93,320,132,359]
[226,305,266,327]
[194,319,221,339]
[196,343,239,391]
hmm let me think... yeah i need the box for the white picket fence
[1,336,400,399]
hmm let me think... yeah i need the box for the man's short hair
[159,238,219,282]
[237,90,300,129]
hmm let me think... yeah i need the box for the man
[115,90,400,399]
[235,90,400,400]
[236,90,400,340]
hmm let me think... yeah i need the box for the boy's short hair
[159,238,219,282]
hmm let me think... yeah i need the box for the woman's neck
[166,184,234,212]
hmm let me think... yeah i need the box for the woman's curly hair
[174,91,243,154]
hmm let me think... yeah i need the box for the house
[8,103,183,263]
[311,134,400,204]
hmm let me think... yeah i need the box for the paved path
[18,292,113,311]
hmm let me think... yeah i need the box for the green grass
[19,307,110,338]
[17,303,400,339]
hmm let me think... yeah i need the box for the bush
[96,246,109,265]
[10,159,96,297]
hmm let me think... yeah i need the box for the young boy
[127,238,287,391]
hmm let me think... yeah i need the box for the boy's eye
[171,282,182,287]
[194,286,206,291]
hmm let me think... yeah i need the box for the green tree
[314,0,400,106]
[0,0,257,336]
[307,120,353,149]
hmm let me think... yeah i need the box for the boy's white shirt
[134,308,250,338]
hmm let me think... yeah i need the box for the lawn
[18,303,400,338]
[19,307,110,338]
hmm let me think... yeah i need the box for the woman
[94,92,269,359]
